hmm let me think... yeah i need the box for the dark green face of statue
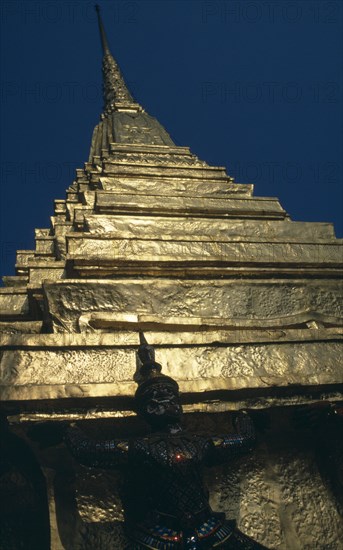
[140,386,183,429]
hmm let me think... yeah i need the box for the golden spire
[95,4,135,114]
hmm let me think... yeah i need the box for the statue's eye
[146,400,159,413]
[146,403,156,413]
[146,401,165,415]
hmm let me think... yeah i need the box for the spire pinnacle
[95,4,111,56]
[94,4,136,114]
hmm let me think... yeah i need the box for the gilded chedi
[0,6,342,550]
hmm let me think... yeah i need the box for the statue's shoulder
[130,434,165,453]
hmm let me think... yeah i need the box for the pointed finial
[139,331,148,346]
[95,4,111,56]
[94,4,135,113]
[138,331,160,374]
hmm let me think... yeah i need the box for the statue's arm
[65,424,129,468]
[293,401,343,429]
[207,411,256,465]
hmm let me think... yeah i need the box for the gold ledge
[1,378,343,404]
[0,327,342,348]
[7,391,343,422]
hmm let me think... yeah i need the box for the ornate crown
[134,332,179,406]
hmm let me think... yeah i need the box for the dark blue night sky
[0,0,342,280]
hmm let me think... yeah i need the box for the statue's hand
[64,422,84,441]
[27,420,70,447]
[68,422,78,431]
[233,410,255,440]
[248,409,271,433]
[292,401,333,431]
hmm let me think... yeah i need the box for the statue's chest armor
[128,435,211,518]
[133,435,208,470]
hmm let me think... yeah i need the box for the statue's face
[142,385,182,428]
